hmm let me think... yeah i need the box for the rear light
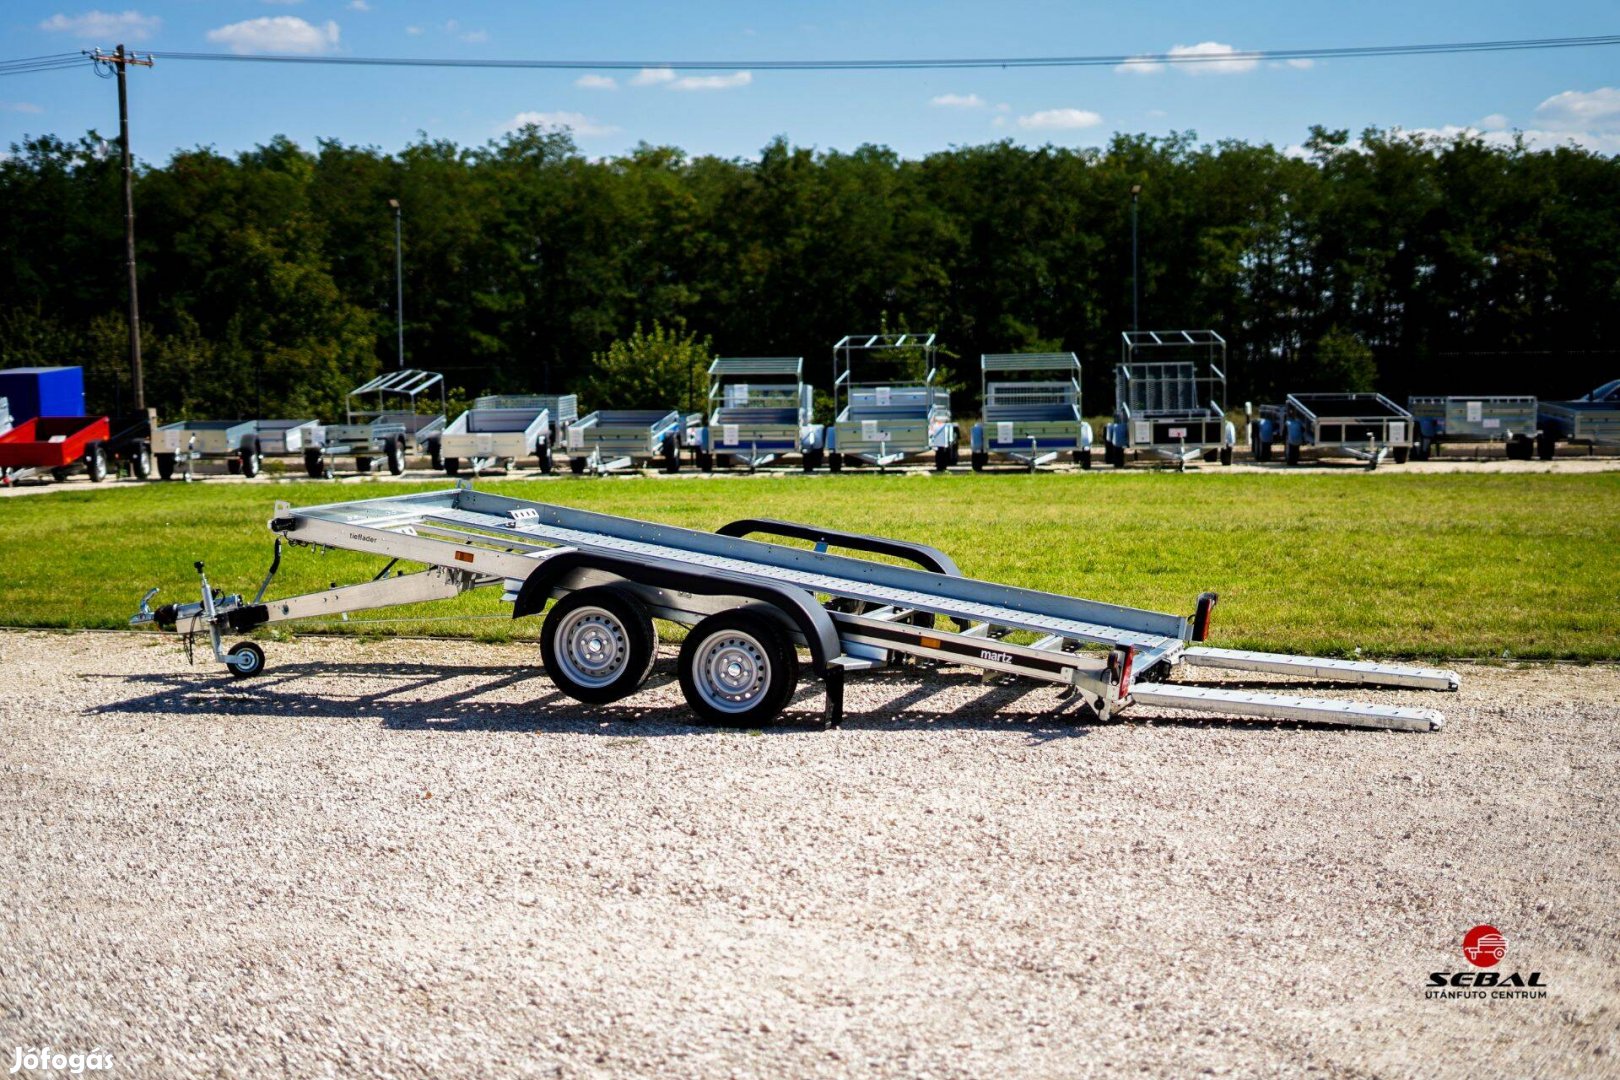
[1108,645,1135,696]
[1192,591,1219,641]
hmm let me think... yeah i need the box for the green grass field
[1,471,1616,660]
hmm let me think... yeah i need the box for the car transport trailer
[312,369,447,477]
[129,483,1458,733]
[0,414,111,485]
[1536,379,1620,459]
[440,396,553,475]
[1106,330,1236,469]
[698,357,824,472]
[1407,396,1538,460]
[1252,393,1414,469]
[971,352,1093,471]
[562,409,700,475]
[827,332,959,471]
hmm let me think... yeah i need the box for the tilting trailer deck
[1536,379,1620,459]
[130,484,1458,733]
[562,409,700,475]
[699,357,825,472]
[312,369,447,477]
[1252,393,1414,469]
[1106,330,1236,469]
[1407,396,1538,460]
[971,352,1094,471]
[827,332,959,471]
[439,396,553,476]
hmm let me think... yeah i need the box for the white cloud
[1168,41,1258,75]
[631,67,676,86]
[461,29,488,43]
[405,25,422,35]
[1534,87,1620,132]
[1280,58,1314,70]
[39,10,160,41]
[2,101,45,114]
[930,93,985,108]
[1477,113,1510,130]
[505,110,619,138]
[1146,108,1167,119]
[1114,56,1164,76]
[347,0,369,10]
[1017,108,1103,131]
[575,74,617,90]
[206,16,338,54]
[671,71,750,91]
[995,102,1011,112]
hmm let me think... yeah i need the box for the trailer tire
[662,435,681,474]
[828,452,843,473]
[537,443,553,474]
[1393,446,1410,465]
[1284,442,1300,467]
[239,436,262,478]
[303,448,325,478]
[541,587,657,705]
[444,457,460,476]
[1536,431,1556,461]
[157,453,176,481]
[970,451,986,471]
[227,458,242,475]
[427,438,443,470]
[678,610,798,727]
[934,447,950,471]
[569,457,587,475]
[130,441,152,480]
[225,641,265,679]
[84,443,108,482]
[384,435,405,475]
[1219,446,1233,467]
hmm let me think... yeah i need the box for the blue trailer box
[0,366,86,421]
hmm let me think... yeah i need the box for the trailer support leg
[822,668,845,729]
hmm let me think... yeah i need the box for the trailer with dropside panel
[152,419,263,480]
[0,414,112,485]
[561,409,700,475]
[971,353,1093,471]
[255,419,325,460]
[698,357,824,472]
[524,394,579,451]
[131,483,1459,734]
[312,369,446,477]
[1407,396,1538,460]
[1106,331,1236,469]
[439,397,553,476]
[1252,393,1414,469]
[827,333,959,471]
[1536,379,1620,459]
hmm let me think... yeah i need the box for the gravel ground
[3,630,1616,1078]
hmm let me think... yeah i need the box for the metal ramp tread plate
[1181,646,1459,691]
[1130,683,1443,733]
[414,505,1181,657]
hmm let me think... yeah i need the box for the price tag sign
[1466,400,1483,423]
[567,427,584,450]
[996,422,1014,443]
[875,386,892,406]
[722,424,739,446]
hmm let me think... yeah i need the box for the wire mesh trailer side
[972,353,1092,470]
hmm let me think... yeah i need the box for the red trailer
[0,415,112,485]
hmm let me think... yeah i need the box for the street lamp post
[388,198,404,369]
[1130,183,1142,334]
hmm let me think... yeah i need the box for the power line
[0,33,1617,77]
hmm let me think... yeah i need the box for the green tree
[581,321,712,413]
[1310,325,1377,392]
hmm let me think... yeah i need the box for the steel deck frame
[132,484,1458,733]
[702,357,823,471]
[1109,330,1234,469]
[830,332,957,469]
[972,352,1093,470]
[1255,393,1415,469]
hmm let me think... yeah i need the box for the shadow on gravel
[88,659,1352,739]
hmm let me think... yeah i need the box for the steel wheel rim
[692,631,770,714]
[554,606,630,688]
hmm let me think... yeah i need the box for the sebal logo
[1425,925,1546,1000]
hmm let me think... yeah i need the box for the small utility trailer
[970,353,1093,471]
[440,396,553,476]
[1252,393,1414,469]
[255,419,324,458]
[1536,379,1620,459]
[0,415,113,485]
[152,419,263,480]
[562,409,699,475]
[827,332,959,471]
[1106,330,1236,469]
[130,484,1458,733]
[313,369,447,477]
[1407,396,1538,460]
[699,357,824,472]
[530,394,579,450]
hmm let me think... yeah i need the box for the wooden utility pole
[89,44,153,410]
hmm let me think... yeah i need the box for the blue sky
[3,2,1618,163]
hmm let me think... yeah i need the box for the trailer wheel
[1393,446,1410,465]
[662,435,681,474]
[427,438,443,470]
[227,457,242,475]
[356,455,373,474]
[239,436,262,478]
[1284,442,1300,467]
[157,453,176,481]
[1219,446,1233,467]
[970,451,986,471]
[385,435,406,475]
[828,452,843,473]
[934,446,951,471]
[225,641,265,679]
[84,443,108,482]
[569,457,587,475]
[678,611,798,727]
[1536,431,1556,461]
[537,443,553,474]
[303,448,325,478]
[541,587,657,705]
[444,457,460,476]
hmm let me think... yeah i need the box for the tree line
[1,124,1616,421]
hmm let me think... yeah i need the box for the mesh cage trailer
[828,333,959,470]
[132,484,1459,733]
[699,357,825,471]
[1107,331,1235,469]
[971,353,1093,471]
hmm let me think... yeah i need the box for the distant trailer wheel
[678,610,799,727]
[934,447,950,472]
[1219,446,1233,467]
[828,452,843,473]
[970,451,987,471]
[540,586,657,705]
[1203,448,1219,464]
[227,458,242,475]
[1536,431,1556,461]
[444,458,460,476]
[157,453,176,481]
[1393,446,1410,465]
[225,641,265,679]
[537,443,553,474]
[50,466,73,482]
[427,439,443,470]
[304,448,325,478]
[663,435,680,474]
[570,457,587,475]
[84,443,108,482]
[130,441,152,480]
[1078,449,1093,470]
[385,435,405,475]
[239,436,262,478]
[355,455,373,474]
[1284,442,1300,467]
